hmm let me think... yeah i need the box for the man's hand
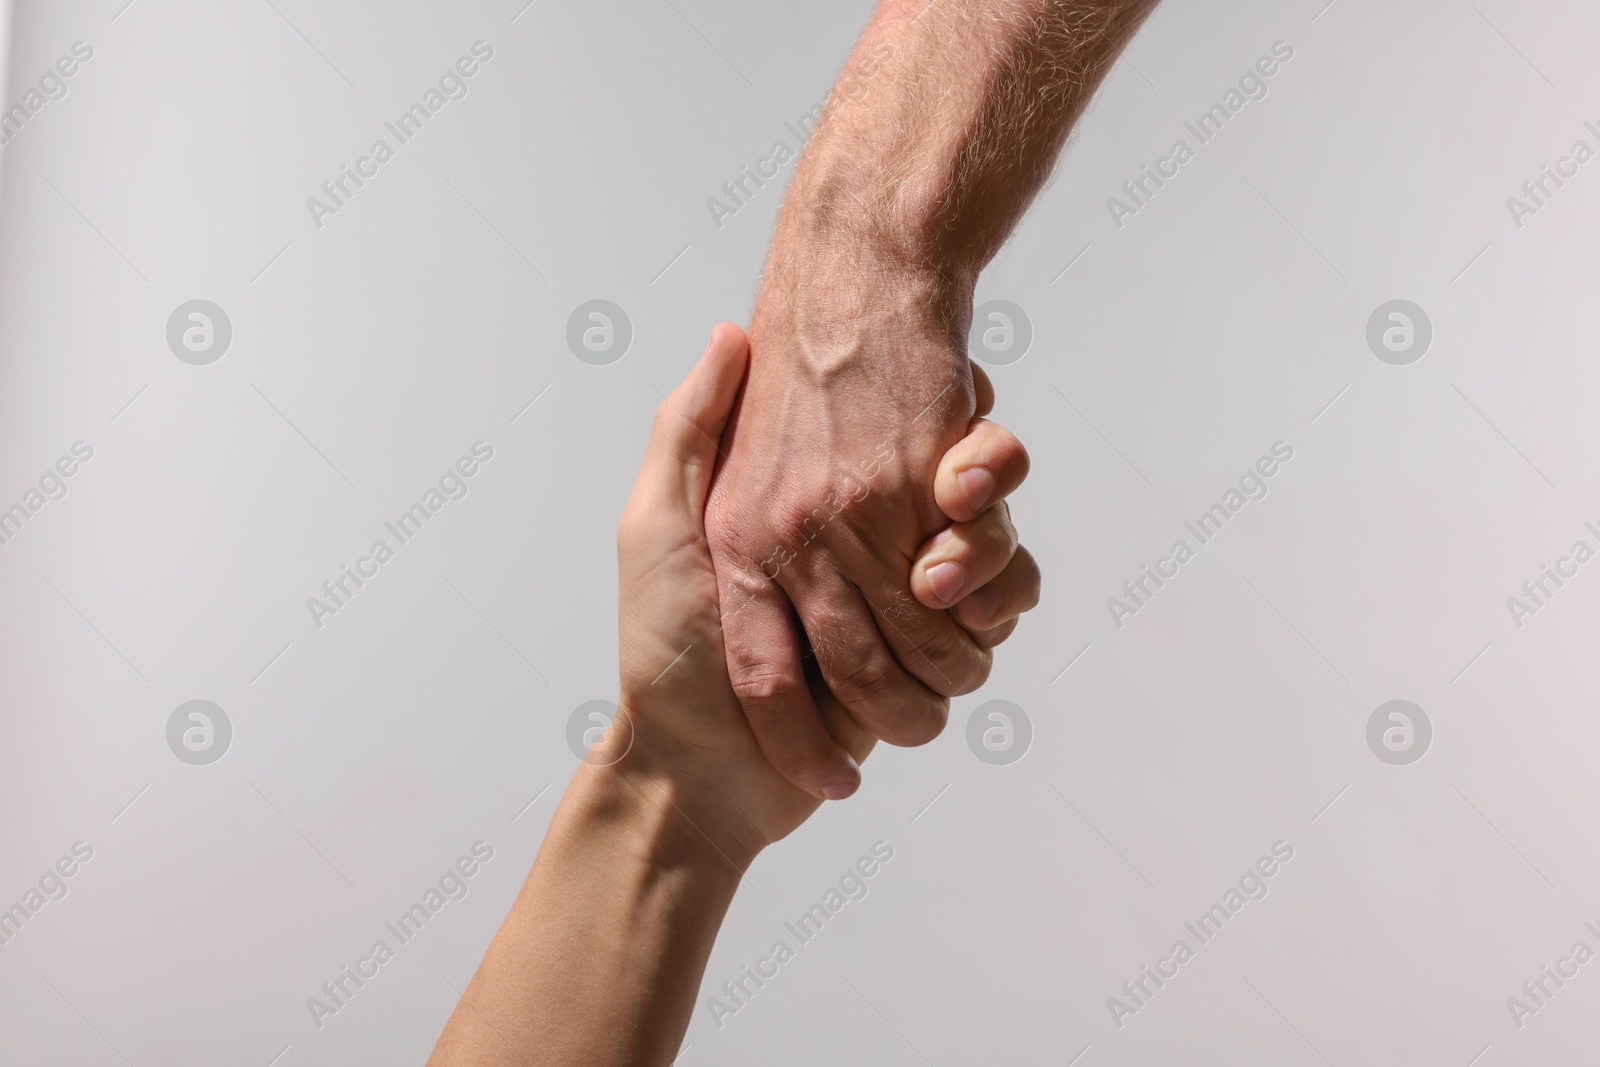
[619,321,879,854]
[912,413,1039,644]
[705,263,990,800]
[704,0,1158,799]
[636,324,1036,851]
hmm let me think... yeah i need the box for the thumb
[637,322,749,522]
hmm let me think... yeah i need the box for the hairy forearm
[771,0,1159,294]
[427,762,748,1067]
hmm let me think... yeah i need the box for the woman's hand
[608,324,1040,863]
[429,323,1040,1067]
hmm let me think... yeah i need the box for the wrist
[753,225,974,371]
[776,96,999,295]
[772,193,975,303]
[570,739,765,878]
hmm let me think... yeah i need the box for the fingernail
[821,777,859,800]
[820,751,861,799]
[957,467,995,512]
[926,561,968,605]
[968,583,1004,622]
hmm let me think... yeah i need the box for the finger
[634,323,749,522]
[816,686,878,767]
[909,502,1018,610]
[953,544,1041,635]
[971,362,995,418]
[934,418,1030,523]
[792,570,950,748]
[966,616,1018,650]
[801,650,879,766]
[849,557,994,698]
[716,562,864,800]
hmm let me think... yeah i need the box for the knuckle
[976,509,1018,557]
[914,615,970,666]
[977,618,1018,648]
[1013,549,1043,605]
[702,498,744,553]
[1002,429,1030,469]
[772,494,844,553]
[719,555,773,599]
[988,426,1028,472]
[616,506,642,549]
[827,649,894,708]
[910,621,988,696]
[708,480,860,582]
[946,648,994,696]
[726,661,798,704]
[617,498,673,559]
[809,608,946,745]
[884,698,948,747]
[651,398,675,434]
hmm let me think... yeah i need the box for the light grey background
[0,0,1595,1063]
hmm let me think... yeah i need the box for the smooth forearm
[770,0,1159,291]
[428,761,749,1067]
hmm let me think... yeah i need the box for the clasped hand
[613,323,1038,856]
